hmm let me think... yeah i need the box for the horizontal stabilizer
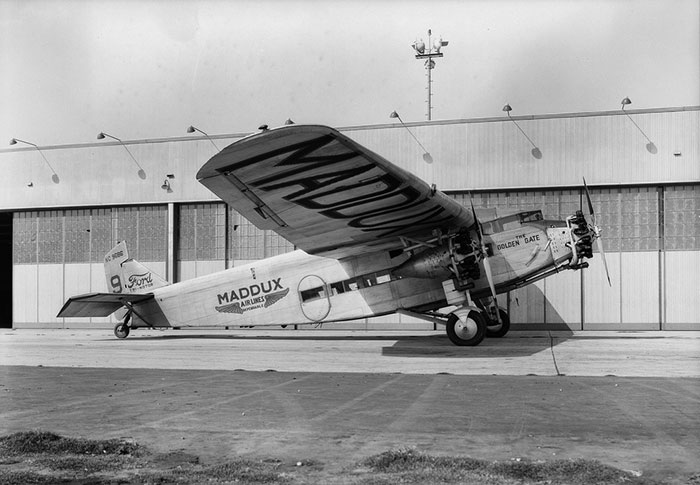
[57,292,154,318]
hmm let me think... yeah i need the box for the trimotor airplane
[58,124,609,346]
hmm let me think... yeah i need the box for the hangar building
[1,106,698,331]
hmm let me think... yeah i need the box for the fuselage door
[298,275,331,322]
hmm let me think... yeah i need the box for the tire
[485,309,510,338]
[446,310,486,346]
[114,323,130,339]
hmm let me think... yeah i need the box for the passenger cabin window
[300,269,397,302]
[300,286,327,302]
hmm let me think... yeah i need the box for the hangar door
[0,212,11,327]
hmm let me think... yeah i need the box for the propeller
[469,197,500,323]
[583,178,612,286]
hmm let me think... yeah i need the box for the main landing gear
[114,312,131,339]
[478,300,511,338]
[445,308,486,346]
[445,304,510,346]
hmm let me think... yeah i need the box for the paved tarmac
[1,329,699,482]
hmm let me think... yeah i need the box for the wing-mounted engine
[392,228,482,289]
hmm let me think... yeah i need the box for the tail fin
[104,241,169,294]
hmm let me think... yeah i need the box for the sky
[1,0,698,147]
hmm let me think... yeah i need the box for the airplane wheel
[446,310,486,346]
[486,309,510,338]
[114,323,130,339]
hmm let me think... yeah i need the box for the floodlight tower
[412,29,448,120]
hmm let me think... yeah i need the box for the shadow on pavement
[380,331,573,358]
[108,329,574,359]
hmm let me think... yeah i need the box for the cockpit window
[519,211,543,223]
[481,210,544,234]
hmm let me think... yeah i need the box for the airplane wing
[57,293,154,318]
[197,125,474,259]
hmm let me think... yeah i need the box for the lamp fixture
[161,174,174,191]
[97,131,147,178]
[501,104,542,159]
[619,97,657,154]
[186,125,220,151]
[389,111,433,164]
[9,137,60,183]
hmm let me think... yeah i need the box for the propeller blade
[482,256,500,323]
[469,194,499,323]
[596,237,612,287]
[583,178,610,286]
[468,196,482,238]
[582,177,596,225]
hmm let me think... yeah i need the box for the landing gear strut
[446,309,486,346]
[484,308,510,338]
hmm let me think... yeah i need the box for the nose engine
[567,209,594,268]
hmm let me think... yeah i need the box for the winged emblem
[264,288,290,308]
[214,301,245,314]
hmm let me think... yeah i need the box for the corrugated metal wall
[11,183,699,329]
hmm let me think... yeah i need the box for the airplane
[58,124,609,346]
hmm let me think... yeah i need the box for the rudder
[104,241,169,294]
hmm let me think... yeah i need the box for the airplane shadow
[109,333,441,343]
[106,330,573,359]
[380,331,573,358]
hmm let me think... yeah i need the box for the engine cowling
[392,230,481,282]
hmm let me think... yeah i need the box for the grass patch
[0,430,142,456]
[198,459,289,483]
[0,432,679,484]
[361,448,655,484]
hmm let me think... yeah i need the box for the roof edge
[2,105,698,153]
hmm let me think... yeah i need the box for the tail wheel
[446,310,486,346]
[485,309,511,338]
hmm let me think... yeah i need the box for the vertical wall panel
[90,262,112,325]
[177,261,197,282]
[195,261,226,278]
[37,264,63,325]
[620,252,659,329]
[664,251,700,328]
[13,211,37,264]
[64,210,90,263]
[583,252,621,327]
[508,281,545,324]
[544,270,582,329]
[63,263,92,325]
[12,264,37,323]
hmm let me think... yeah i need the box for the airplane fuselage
[128,211,576,330]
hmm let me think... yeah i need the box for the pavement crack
[548,331,563,376]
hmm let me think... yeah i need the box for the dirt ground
[1,329,699,483]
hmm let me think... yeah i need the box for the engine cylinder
[392,246,453,279]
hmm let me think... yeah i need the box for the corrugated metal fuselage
[128,218,576,329]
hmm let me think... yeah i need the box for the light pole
[502,104,542,159]
[10,138,60,183]
[620,97,657,154]
[412,29,448,121]
[187,125,220,152]
[97,132,147,179]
